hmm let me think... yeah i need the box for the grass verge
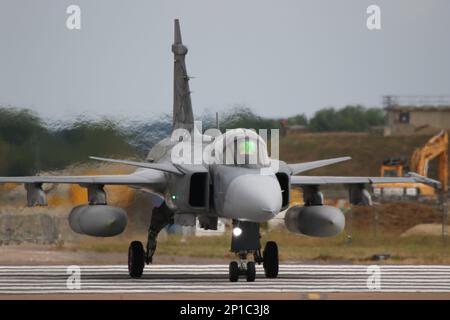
[56,228,450,264]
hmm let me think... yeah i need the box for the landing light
[232,227,242,237]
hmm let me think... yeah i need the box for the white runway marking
[0,265,449,294]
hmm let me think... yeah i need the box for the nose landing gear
[229,253,256,282]
[228,220,279,282]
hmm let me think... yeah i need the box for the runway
[0,264,450,296]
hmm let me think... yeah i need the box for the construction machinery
[373,130,448,200]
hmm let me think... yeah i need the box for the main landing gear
[127,207,279,282]
[128,236,280,281]
[127,203,174,278]
[263,241,279,278]
[128,241,145,278]
[228,221,279,282]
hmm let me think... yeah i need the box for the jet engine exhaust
[68,204,128,237]
[284,205,345,237]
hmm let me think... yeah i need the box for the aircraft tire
[229,261,239,282]
[128,241,145,278]
[246,261,256,282]
[263,241,279,278]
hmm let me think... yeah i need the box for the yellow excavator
[373,130,448,201]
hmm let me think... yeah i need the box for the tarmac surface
[1,264,450,299]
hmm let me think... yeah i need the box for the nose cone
[223,174,282,222]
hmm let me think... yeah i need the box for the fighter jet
[0,19,440,282]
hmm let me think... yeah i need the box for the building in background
[384,95,450,136]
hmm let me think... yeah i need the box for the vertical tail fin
[172,19,194,131]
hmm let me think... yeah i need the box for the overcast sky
[0,0,449,121]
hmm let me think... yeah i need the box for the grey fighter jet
[0,20,440,282]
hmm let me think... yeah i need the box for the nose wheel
[128,240,145,278]
[229,258,256,282]
[228,221,280,282]
[229,261,239,282]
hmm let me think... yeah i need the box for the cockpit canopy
[209,129,270,167]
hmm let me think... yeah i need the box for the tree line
[0,105,384,175]
[216,104,384,132]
